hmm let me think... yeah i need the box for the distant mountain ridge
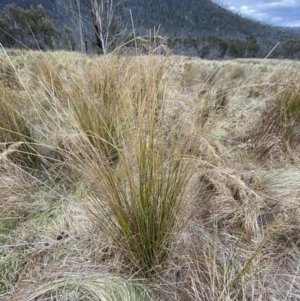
[1,0,300,58]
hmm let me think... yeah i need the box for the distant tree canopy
[283,39,300,58]
[228,36,260,58]
[0,3,56,49]
[167,35,260,59]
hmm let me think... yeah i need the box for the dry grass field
[0,48,300,300]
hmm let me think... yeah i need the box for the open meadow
[0,49,300,300]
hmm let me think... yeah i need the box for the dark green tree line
[0,3,57,49]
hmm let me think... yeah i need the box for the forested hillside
[1,0,300,58]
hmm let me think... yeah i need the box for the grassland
[0,48,300,301]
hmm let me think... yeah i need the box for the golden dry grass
[0,48,300,300]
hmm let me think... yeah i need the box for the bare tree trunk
[76,0,85,53]
[91,0,103,53]
[91,0,119,55]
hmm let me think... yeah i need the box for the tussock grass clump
[18,275,149,301]
[195,87,229,127]
[0,171,40,294]
[245,85,300,162]
[0,84,39,170]
[197,164,264,239]
[74,56,197,275]
[80,125,195,275]
[70,58,130,164]
[28,54,65,99]
[180,62,200,87]
[65,56,165,164]
[0,57,20,88]
[224,63,246,81]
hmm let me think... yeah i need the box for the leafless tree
[91,0,124,54]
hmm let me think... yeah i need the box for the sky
[220,0,300,27]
